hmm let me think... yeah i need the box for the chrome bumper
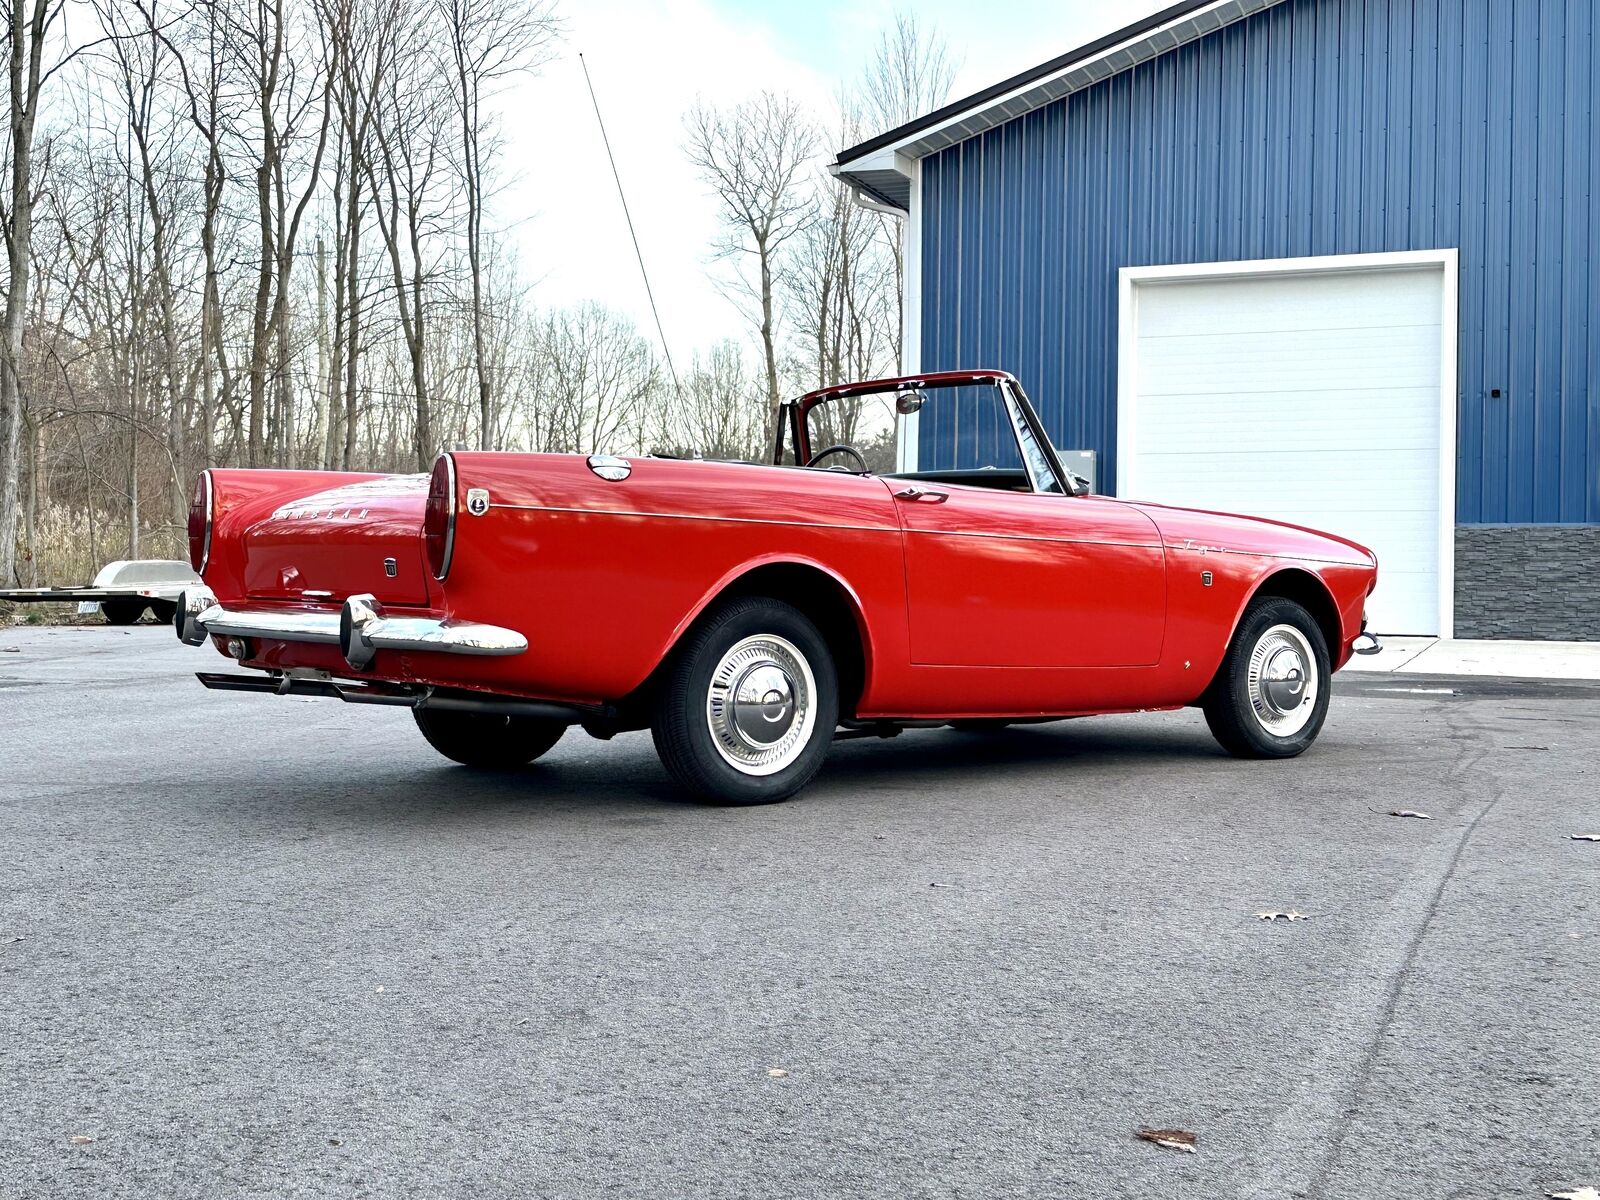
[175,587,526,670]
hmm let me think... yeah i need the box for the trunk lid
[243,474,431,606]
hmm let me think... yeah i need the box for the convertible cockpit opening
[778,371,1077,496]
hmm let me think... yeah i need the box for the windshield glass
[903,382,1025,474]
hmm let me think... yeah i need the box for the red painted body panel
[895,488,1165,667]
[197,398,1378,722]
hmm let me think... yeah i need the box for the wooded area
[0,2,950,586]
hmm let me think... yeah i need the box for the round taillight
[423,455,457,581]
[187,471,213,572]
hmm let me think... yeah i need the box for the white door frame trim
[895,156,924,472]
[1116,248,1460,638]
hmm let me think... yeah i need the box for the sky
[494,0,1170,362]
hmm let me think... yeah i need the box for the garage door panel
[1124,264,1448,635]
[1134,389,1440,453]
[1135,448,1439,506]
[1136,327,1441,396]
[1135,270,1442,337]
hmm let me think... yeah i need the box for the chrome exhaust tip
[340,593,382,670]
[176,587,218,646]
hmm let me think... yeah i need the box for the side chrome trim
[486,502,900,534]
[177,589,526,668]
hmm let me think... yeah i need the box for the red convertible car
[175,371,1379,804]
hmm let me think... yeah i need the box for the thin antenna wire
[579,52,681,394]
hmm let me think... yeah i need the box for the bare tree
[439,0,557,451]
[685,92,816,418]
[1,0,67,584]
[361,0,449,470]
[859,11,955,137]
[858,11,953,372]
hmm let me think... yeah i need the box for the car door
[894,484,1167,668]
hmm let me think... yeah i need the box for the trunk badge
[466,488,490,516]
[587,455,631,481]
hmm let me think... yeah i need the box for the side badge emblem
[587,454,632,482]
[466,488,490,517]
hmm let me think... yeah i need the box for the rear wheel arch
[651,559,872,720]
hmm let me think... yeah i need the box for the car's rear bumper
[175,587,526,670]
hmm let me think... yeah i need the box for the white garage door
[1119,258,1453,635]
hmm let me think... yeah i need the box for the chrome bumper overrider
[175,587,526,670]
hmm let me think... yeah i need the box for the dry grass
[3,505,185,627]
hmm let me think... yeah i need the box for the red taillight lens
[423,455,456,580]
[187,472,212,572]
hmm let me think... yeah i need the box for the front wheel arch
[1201,567,1343,699]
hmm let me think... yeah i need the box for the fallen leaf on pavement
[1371,808,1431,819]
[1256,911,1311,921]
[69,1135,94,1145]
[1546,1188,1600,1200]
[1137,1127,1196,1153]
[767,1068,788,1078]
[1569,835,1600,843]
[928,882,961,889]
[1508,745,1550,751]
[1,646,19,653]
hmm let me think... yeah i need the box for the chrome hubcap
[1246,624,1319,737]
[706,635,816,776]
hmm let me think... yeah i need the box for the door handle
[894,487,948,503]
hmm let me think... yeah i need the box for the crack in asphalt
[1247,697,1507,1200]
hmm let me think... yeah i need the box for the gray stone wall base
[1455,525,1600,641]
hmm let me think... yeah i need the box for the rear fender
[646,553,879,712]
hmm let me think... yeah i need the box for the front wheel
[652,597,838,805]
[413,708,566,769]
[1202,597,1331,758]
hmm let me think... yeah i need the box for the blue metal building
[835,0,1598,640]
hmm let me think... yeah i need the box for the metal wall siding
[918,0,1600,522]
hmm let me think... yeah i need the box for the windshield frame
[777,371,1076,495]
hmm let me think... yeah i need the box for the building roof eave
[833,0,1288,209]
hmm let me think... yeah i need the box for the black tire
[412,708,566,769]
[651,596,838,805]
[101,600,147,625]
[148,600,178,626]
[1202,596,1332,758]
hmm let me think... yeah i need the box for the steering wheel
[805,444,868,471]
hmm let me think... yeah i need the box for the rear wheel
[148,600,178,626]
[412,708,566,769]
[101,600,147,625]
[1202,597,1331,758]
[652,596,838,805]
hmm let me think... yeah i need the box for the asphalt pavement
[2,624,1597,1199]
